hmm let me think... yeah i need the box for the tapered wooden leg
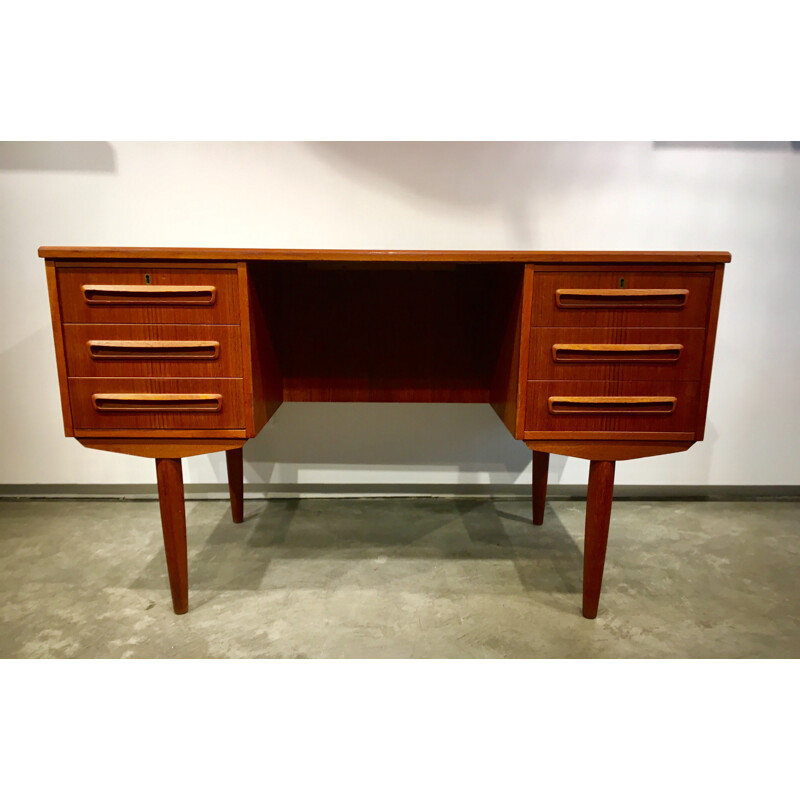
[156,457,188,615]
[531,450,549,525]
[226,447,244,523]
[582,460,616,619]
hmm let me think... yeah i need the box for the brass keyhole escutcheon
[619,277,625,288]
[144,273,152,284]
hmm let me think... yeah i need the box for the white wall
[1,141,798,490]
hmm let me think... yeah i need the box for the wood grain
[552,343,683,361]
[77,438,246,457]
[489,265,525,435]
[45,260,74,435]
[243,264,284,435]
[531,450,549,525]
[582,460,615,619]
[87,340,221,359]
[238,264,256,436]
[514,264,537,437]
[74,428,247,439]
[547,396,677,414]
[529,327,705,381]
[82,284,217,306]
[91,393,223,413]
[555,288,688,309]
[156,458,189,614]
[63,324,243,377]
[525,380,700,434]
[272,263,514,403]
[532,271,713,328]
[530,262,719,273]
[526,440,693,460]
[694,263,726,440]
[226,447,244,524]
[38,247,732,264]
[523,431,694,442]
[68,377,246,430]
[57,265,239,324]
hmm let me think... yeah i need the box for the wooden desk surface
[38,247,732,264]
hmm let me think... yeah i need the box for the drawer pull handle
[552,344,683,363]
[555,289,689,309]
[92,393,223,413]
[82,285,217,306]
[87,340,220,360]
[548,396,677,414]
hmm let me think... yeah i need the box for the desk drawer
[57,264,240,324]
[528,327,706,381]
[524,380,701,436]
[63,324,243,378]
[69,377,246,431]
[531,271,713,327]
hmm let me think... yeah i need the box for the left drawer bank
[45,261,251,439]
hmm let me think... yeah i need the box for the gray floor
[1,496,798,658]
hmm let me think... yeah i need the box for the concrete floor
[1,496,798,658]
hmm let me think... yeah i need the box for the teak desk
[40,248,729,618]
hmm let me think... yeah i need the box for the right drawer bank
[524,266,716,441]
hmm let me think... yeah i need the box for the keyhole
[144,274,151,284]
[619,277,625,288]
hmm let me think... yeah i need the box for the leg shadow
[454,498,584,600]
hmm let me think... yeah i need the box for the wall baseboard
[1,484,798,501]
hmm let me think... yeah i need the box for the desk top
[39,247,732,264]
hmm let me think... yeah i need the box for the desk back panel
[253,262,522,403]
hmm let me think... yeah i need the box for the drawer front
[69,378,246,430]
[57,264,240,324]
[531,271,713,327]
[524,380,701,435]
[63,324,244,378]
[528,327,706,381]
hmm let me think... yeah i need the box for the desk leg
[582,460,616,619]
[226,447,244,524]
[531,450,549,525]
[156,457,189,615]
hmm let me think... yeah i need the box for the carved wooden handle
[87,340,220,360]
[548,396,677,414]
[91,394,223,412]
[555,289,689,309]
[82,285,217,306]
[551,343,683,363]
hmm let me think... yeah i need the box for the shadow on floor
[129,498,584,602]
